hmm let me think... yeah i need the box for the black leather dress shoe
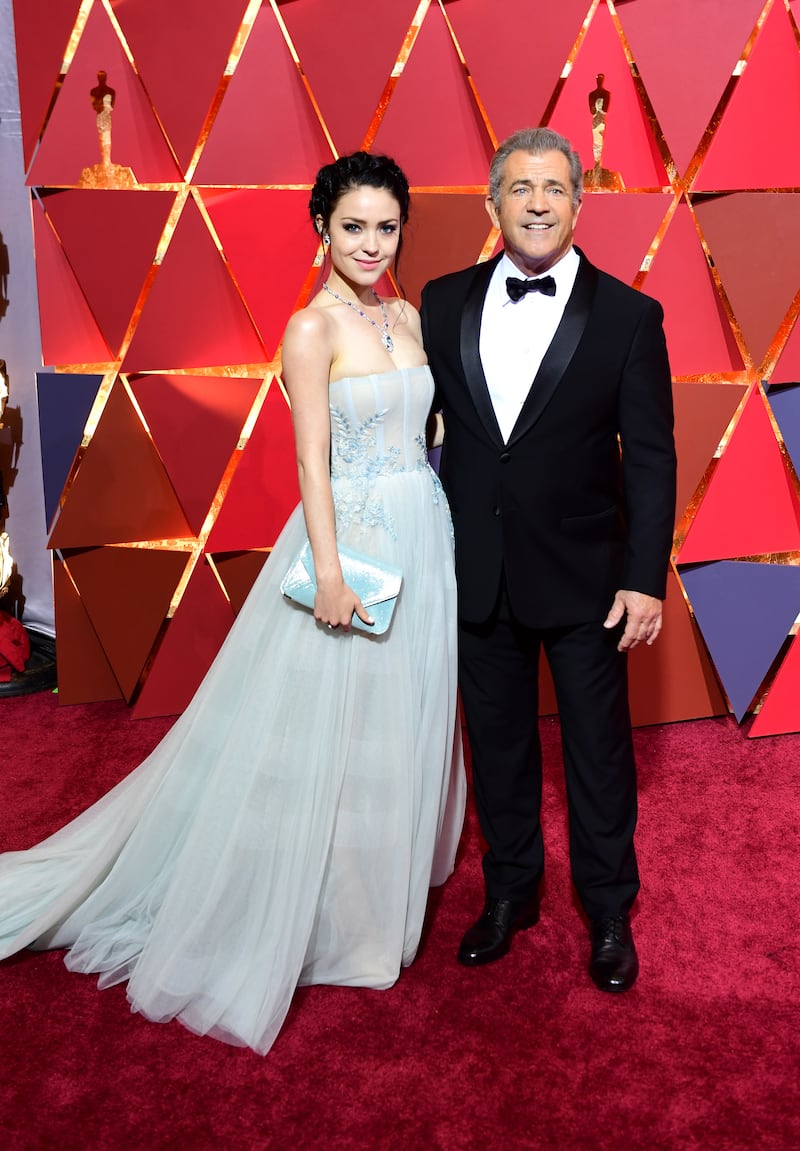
[588,914,639,992]
[457,896,539,966]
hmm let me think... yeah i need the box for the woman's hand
[314,580,374,631]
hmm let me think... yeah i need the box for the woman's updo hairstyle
[309,151,411,272]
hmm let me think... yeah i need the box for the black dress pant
[458,582,640,921]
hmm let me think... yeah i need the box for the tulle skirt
[0,464,465,1055]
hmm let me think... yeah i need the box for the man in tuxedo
[420,127,676,991]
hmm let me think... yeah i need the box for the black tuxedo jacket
[420,249,676,628]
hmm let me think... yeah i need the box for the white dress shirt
[480,247,580,443]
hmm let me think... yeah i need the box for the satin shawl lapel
[459,253,504,447]
[507,251,598,447]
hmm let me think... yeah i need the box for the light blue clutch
[280,540,403,634]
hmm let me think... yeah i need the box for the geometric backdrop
[13,0,800,735]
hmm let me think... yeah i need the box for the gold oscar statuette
[79,69,137,188]
[583,73,625,192]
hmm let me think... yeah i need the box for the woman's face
[321,185,401,287]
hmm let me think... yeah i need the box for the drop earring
[323,233,330,245]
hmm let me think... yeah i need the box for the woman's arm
[281,309,373,629]
[427,410,444,449]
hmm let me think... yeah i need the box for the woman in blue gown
[0,153,465,1055]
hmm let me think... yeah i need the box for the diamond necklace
[322,281,394,352]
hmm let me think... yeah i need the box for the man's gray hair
[488,128,583,208]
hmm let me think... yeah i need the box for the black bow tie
[506,275,556,301]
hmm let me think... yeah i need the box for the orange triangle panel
[53,555,124,705]
[132,559,236,719]
[402,193,492,308]
[121,196,266,372]
[65,546,189,700]
[44,190,175,355]
[212,551,269,616]
[201,190,318,359]
[673,381,749,527]
[642,202,744,375]
[112,0,252,174]
[576,193,671,287]
[27,0,181,187]
[12,0,82,172]
[694,193,800,371]
[628,569,727,726]
[446,0,591,142]
[371,2,494,186]
[548,1,669,190]
[677,388,800,564]
[49,380,193,548]
[748,634,800,737]
[205,381,299,552]
[695,2,800,190]
[33,197,111,365]
[616,0,765,178]
[279,0,421,154]
[129,373,262,536]
[192,5,335,185]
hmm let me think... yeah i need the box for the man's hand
[604,590,663,652]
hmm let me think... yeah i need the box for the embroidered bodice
[328,367,443,538]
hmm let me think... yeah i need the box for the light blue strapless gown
[0,367,466,1055]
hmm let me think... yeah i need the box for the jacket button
[500,451,511,463]
[493,507,501,517]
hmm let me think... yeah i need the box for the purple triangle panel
[767,383,800,477]
[680,561,800,720]
[37,372,103,531]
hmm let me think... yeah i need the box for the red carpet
[1,693,798,1150]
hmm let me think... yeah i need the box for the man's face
[485,148,581,277]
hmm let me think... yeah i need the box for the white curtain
[0,0,54,635]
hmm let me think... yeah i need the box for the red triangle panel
[12,0,81,172]
[769,312,800,386]
[201,190,318,358]
[642,202,744,375]
[695,2,800,190]
[130,373,262,536]
[49,381,193,548]
[132,558,236,719]
[279,0,421,154]
[205,380,299,552]
[121,196,266,372]
[32,197,111,365]
[66,546,189,700]
[371,2,494,186]
[212,551,269,616]
[678,388,800,563]
[576,193,671,287]
[111,0,252,174]
[44,190,175,355]
[616,0,766,178]
[672,381,749,527]
[401,193,493,308]
[53,555,124,705]
[548,2,668,189]
[27,0,181,186]
[192,5,334,186]
[445,0,591,143]
[748,634,800,737]
[694,193,800,371]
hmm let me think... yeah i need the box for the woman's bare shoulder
[385,297,421,332]
[283,302,333,344]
